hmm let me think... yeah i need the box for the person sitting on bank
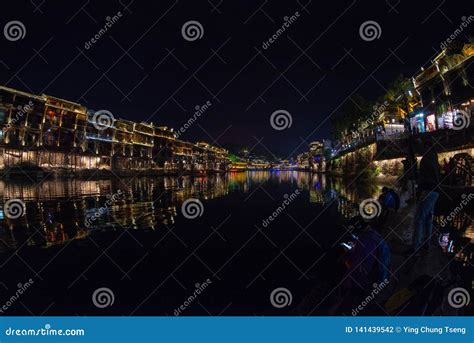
[411,140,440,254]
[379,187,400,211]
[377,187,400,228]
[342,216,391,291]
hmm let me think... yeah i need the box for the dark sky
[1,0,472,158]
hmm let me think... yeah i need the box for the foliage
[382,74,412,118]
[331,94,373,139]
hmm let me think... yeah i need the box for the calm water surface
[0,171,387,315]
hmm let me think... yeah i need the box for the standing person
[448,157,456,185]
[443,158,449,176]
[411,140,440,253]
[404,133,418,200]
[442,158,450,176]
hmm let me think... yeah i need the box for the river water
[5,171,472,315]
[0,171,442,315]
[0,171,382,251]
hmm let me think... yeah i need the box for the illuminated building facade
[411,43,473,133]
[0,86,229,175]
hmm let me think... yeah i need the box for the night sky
[1,0,472,157]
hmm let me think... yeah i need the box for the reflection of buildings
[0,175,233,251]
[294,172,383,219]
[0,171,387,251]
[0,86,229,175]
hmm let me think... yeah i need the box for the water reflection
[293,171,381,218]
[0,172,383,251]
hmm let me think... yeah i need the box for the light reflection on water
[0,171,383,251]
